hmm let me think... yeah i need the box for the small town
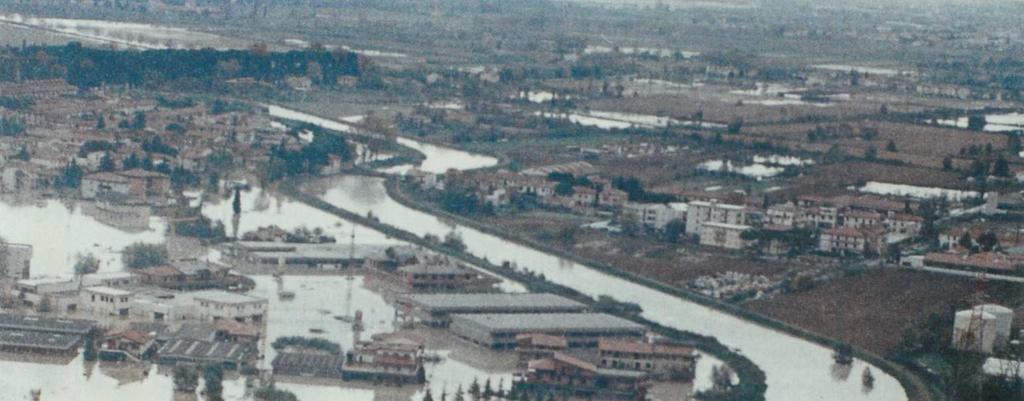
[0,1,1023,401]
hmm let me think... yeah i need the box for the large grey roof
[0,329,81,351]
[0,313,96,335]
[403,293,586,312]
[451,313,644,333]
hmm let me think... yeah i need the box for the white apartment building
[686,200,746,236]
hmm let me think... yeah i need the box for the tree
[74,253,100,277]
[99,152,116,172]
[663,219,686,243]
[131,111,147,130]
[122,243,168,270]
[56,160,84,189]
[958,231,973,251]
[864,145,878,161]
[885,140,897,152]
[96,115,106,130]
[727,118,743,134]
[469,378,481,401]
[942,156,954,171]
[992,155,1010,177]
[232,188,242,215]
[16,145,29,161]
[422,389,435,401]
[967,115,986,131]
[203,364,224,401]
[977,231,999,252]
[554,181,573,196]
[172,365,199,392]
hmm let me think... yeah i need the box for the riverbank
[278,177,770,401]
[384,177,945,401]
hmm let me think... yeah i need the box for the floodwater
[697,160,784,179]
[288,104,908,401]
[0,197,166,278]
[310,175,907,401]
[0,13,248,50]
[935,112,1024,133]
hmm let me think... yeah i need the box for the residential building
[1,242,32,279]
[80,286,134,317]
[622,202,687,231]
[99,329,156,361]
[818,226,886,255]
[699,222,752,250]
[191,290,268,323]
[686,200,745,235]
[397,262,496,292]
[519,351,649,401]
[343,336,425,384]
[597,339,697,380]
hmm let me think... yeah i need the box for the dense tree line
[0,43,362,89]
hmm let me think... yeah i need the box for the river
[281,109,909,401]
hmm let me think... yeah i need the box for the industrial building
[272,352,346,379]
[157,338,255,369]
[450,313,645,349]
[398,293,588,326]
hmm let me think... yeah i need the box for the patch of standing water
[858,181,980,201]
[698,160,784,179]
[934,113,1024,133]
[0,197,166,278]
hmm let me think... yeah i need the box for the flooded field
[935,112,1024,133]
[0,13,251,50]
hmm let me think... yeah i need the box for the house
[191,290,268,323]
[598,188,629,208]
[99,329,156,361]
[1,242,32,279]
[516,333,569,367]
[840,210,883,229]
[14,277,80,312]
[699,222,752,250]
[80,286,134,317]
[397,262,497,292]
[622,202,687,231]
[519,351,649,401]
[686,200,746,236]
[80,172,132,199]
[343,335,425,384]
[597,339,697,381]
[765,203,802,228]
[818,225,886,255]
[117,169,170,198]
[0,160,50,193]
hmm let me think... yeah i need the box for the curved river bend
[274,107,909,401]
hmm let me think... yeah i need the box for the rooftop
[84,286,133,297]
[0,313,96,335]
[452,313,645,333]
[191,290,266,305]
[402,293,586,312]
[0,329,81,351]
